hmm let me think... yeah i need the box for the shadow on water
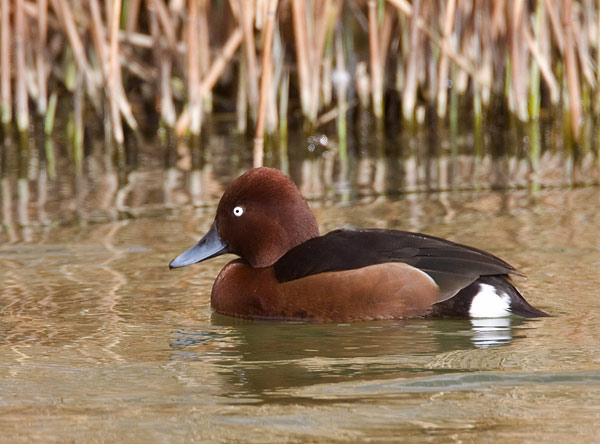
[169,315,531,398]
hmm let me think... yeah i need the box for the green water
[1,117,600,442]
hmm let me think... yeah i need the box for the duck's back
[272,229,547,319]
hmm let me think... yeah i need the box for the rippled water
[1,120,600,442]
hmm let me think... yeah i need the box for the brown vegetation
[0,1,598,164]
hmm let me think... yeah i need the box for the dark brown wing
[274,229,522,302]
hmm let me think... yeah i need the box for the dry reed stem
[321,54,333,107]
[292,0,311,120]
[379,4,394,105]
[436,0,456,117]
[379,5,393,73]
[169,0,186,17]
[563,0,582,140]
[51,0,99,106]
[50,1,86,68]
[510,0,528,120]
[255,0,266,29]
[116,30,168,49]
[15,0,29,131]
[318,0,342,110]
[254,0,278,167]
[417,2,430,95]
[118,46,154,81]
[150,0,177,51]
[490,0,505,38]
[524,26,559,103]
[227,0,240,21]
[309,0,332,121]
[91,0,138,132]
[188,0,201,135]
[108,0,125,144]
[21,2,60,37]
[176,27,243,136]
[240,0,259,114]
[149,7,175,126]
[574,22,596,88]
[89,0,118,141]
[368,0,383,119]
[453,10,470,95]
[477,7,495,106]
[36,0,48,115]
[125,0,141,33]
[316,99,357,127]
[528,0,543,120]
[402,0,420,120]
[89,1,110,85]
[113,95,138,136]
[544,0,564,53]
[597,0,600,107]
[104,2,112,32]
[198,1,210,80]
[1,0,12,123]
[387,0,486,89]
[236,54,248,132]
[266,28,282,133]
[199,29,243,95]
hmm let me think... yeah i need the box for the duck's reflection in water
[170,315,526,398]
[470,317,513,348]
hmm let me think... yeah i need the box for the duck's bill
[169,222,229,269]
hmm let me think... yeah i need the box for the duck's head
[169,167,320,269]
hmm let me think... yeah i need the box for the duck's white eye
[233,206,244,217]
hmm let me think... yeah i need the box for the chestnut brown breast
[211,260,441,322]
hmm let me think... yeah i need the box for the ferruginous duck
[170,167,548,322]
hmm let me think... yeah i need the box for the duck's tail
[431,275,549,318]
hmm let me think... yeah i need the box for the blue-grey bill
[169,222,228,269]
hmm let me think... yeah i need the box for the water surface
[1,120,600,442]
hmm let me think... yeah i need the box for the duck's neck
[250,202,319,268]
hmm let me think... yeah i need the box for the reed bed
[0,0,599,165]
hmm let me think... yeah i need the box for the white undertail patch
[469,283,512,318]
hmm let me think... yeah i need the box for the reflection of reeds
[0,1,598,161]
